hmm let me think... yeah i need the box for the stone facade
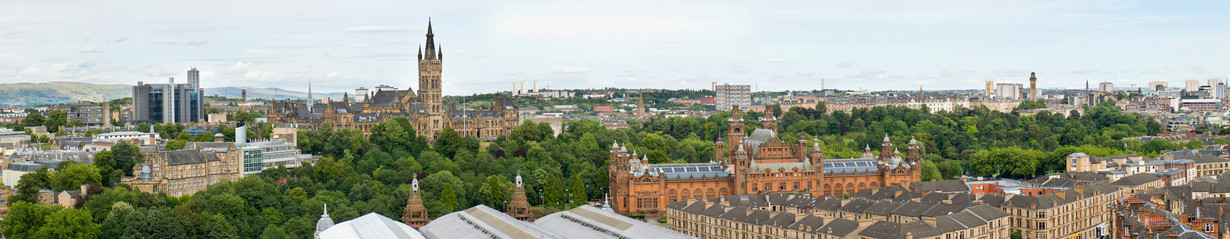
[609,106,921,216]
[267,21,519,139]
[120,144,243,197]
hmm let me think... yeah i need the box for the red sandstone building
[609,106,922,216]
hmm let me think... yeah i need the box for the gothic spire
[417,45,422,60]
[423,19,437,60]
[437,44,442,60]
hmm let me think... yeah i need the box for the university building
[608,106,922,216]
[268,21,519,139]
[121,142,244,197]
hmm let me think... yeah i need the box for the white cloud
[339,44,369,48]
[74,45,102,53]
[229,62,252,72]
[244,49,271,54]
[340,26,412,33]
[768,58,785,63]
[550,66,589,74]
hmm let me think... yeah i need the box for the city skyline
[1,0,1228,95]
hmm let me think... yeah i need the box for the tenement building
[609,106,921,216]
[267,21,519,139]
[663,193,1012,239]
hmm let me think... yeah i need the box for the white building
[907,98,970,112]
[93,131,161,145]
[1187,79,1200,92]
[996,83,1024,99]
[239,140,310,174]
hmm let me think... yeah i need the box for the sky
[1,0,1228,95]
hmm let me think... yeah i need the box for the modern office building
[65,101,112,127]
[132,69,205,124]
[715,83,752,111]
[239,139,309,174]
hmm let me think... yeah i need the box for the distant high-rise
[1149,81,1169,92]
[714,83,751,111]
[132,69,205,124]
[1187,79,1200,92]
[1209,78,1223,88]
[1099,82,1114,92]
[996,83,1024,100]
[353,87,368,102]
[1029,72,1038,100]
[187,67,200,89]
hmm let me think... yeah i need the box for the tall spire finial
[423,19,437,60]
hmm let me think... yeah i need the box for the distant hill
[0,82,352,107]
[205,87,344,101]
[0,82,131,106]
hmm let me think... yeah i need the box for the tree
[568,173,587,207]
[93,150,119,186]
[433,127,465,158]
[44,110,67,133]
[11,168,50,205]
[164,140,187,150]
[50,162,102,191]
[33,207,101,239]
[111,141,144,177]
[2,201,56,238]
[1011,231,1023,239]
[920,160,942,181]
[440,183,458,212]
[543,175,566,209]
[1186,139,1205,150]
[260,225,289,239]
[20,111,44,128]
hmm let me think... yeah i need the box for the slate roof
[162,149,206,165]
[815,218,860,237]
[858,221,942,239]
[1113,173,1162,187]
[909,180,971,193]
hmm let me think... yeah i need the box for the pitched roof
[1112,173,1161,187]
[909,180,971,193]
[816,218,860,237]
[161,149,206,165]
